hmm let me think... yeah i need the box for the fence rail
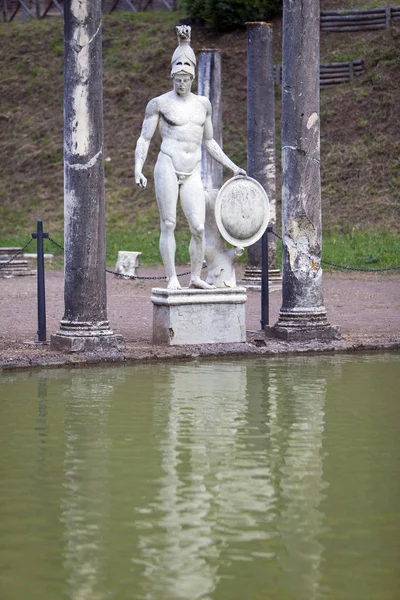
[1,0,178,21]
[321,6,400,32]
[274,60,364,88]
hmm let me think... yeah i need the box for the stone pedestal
[151,287,247,345]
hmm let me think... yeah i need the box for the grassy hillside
[0,1,399,265]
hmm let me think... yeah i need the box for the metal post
[260,229,269,328]
[2,0,8,22]
[32,220,48,343]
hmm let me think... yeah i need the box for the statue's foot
[189,277,216,290]
[167,276,182,290]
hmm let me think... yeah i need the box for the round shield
[215,175,270,247]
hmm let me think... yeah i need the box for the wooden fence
[274,60,364,88]
[321,6,400,31]
[1,0,177,22]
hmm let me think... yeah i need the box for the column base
[241,268,282,291]
[268,309,341,342]
[151,287,247,345]
[50,320,125,352]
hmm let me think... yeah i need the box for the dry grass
[0,4,399,239]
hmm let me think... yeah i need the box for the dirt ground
[0,265,399,371]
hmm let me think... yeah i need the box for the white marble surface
[152,287,247,345]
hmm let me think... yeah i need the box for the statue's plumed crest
[171,25,196,79]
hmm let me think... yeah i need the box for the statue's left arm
[202,98,246,176]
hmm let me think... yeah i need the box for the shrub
[181,0,283,31]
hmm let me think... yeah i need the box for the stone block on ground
[115,251,142,277]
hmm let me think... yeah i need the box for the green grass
[321,229,400,272]
[1,229,398,274]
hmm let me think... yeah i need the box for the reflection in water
[59,370,126,600]
[133,360,332,600]
[1,355,399,600]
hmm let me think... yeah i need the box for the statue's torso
[157,92,207,173]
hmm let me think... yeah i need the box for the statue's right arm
[135,99,160,188]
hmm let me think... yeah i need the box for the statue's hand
[233,167,247,177]
[136,172,147,188]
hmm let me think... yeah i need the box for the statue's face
[172,73,193,96]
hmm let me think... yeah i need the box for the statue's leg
[154,153,181,290]
[180,170,215,289]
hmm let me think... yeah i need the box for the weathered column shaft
[51,0,123,351]
[246,22,277,270]
[198,49,223,190]
[63,0,107,326]
[273,0,339,341]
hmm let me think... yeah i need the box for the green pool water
[1,353,399,600]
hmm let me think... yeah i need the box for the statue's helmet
[171,25,196,79]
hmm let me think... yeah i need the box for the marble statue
[135,25,246,290]
[204,189,243,288]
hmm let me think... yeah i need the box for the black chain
[320,259,400,272]
[268,229,400,272]
[47,236,64,253]
[106,267,192,280]
[47,231,400,275]
[0,238,34,271]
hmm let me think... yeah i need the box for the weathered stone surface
[273,0,339,342]
[115,251,142,277]
[205,189,243,288]
[51,0,124,353]
[245,22,278,275]
[50,333,125,353]
[152,287,247,345]
[215,176,269,247]
[198,49,223,191]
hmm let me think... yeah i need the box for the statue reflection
[134,358,336,600]
[134,361,276,600]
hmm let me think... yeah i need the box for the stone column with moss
[272,0,339,341]
[198,49,223,190]
[242,21,280,289]
[51,0,124,352]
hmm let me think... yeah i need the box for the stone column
[242,21,280,289]
[51,0,123,352]
[272,0,339,341]
[198,49,223,190]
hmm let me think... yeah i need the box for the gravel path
[0,266,399,370]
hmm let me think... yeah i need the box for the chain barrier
[105,267,192,280]
[2,231,394,277]
[0,238,34,271]
[47,236,64,253]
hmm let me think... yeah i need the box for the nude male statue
[135,26,245,290]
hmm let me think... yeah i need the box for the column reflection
[59,369,126,600]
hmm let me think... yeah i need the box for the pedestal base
[241,268,282,291]
[151,287,247,345]
[268,309,341,342]
[51,321,125,352]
